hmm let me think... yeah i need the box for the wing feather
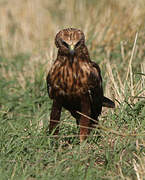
[88,62,103,118]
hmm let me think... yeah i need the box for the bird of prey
[46,28,115,142]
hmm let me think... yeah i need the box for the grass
[0,0,145,179]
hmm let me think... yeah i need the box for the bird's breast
[49,60,91,97]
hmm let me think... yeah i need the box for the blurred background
[0,0,145,54]
[0,0,145,101]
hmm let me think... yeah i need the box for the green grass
[0,52,144,180]
[0,0,145,179]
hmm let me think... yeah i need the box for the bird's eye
[61,40,69,48]
[75,40,81,48]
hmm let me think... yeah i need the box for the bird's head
[55,28,86,60]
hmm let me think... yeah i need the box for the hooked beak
[69,44,75,56]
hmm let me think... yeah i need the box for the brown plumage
[47,28,115,142]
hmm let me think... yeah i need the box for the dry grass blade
[141,63,145,96]
[125,32,138,97]
[106,60,122,102]
[76,112,145,137]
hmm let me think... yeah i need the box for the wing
[88,62,103,119]
[88,61,115,119]
[89,61,115,111]
[46,73,53,99]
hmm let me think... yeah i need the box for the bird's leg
[70,110,80,128]
[79,95,91,143]
[49,99,62,136]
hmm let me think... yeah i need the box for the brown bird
[46,28,115,142]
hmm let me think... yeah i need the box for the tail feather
[102,96,115,108]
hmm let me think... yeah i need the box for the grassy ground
[0,0,145,179]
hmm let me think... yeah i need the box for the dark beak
[69,45,75,63]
